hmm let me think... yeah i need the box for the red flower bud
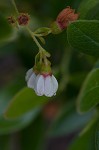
[56,6,79,30]
[17,13,30,26]
[50,6,79,34]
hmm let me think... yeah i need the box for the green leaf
[79,0,99,20]
[0,110,40,135]
[67,20,99,56]
[77,68,99,113]
[85,3,99,20]
[68,114,98,150]
[0,77,40,134]
[0,14,12,43]
[48,102,93,137]
[5,87,48,119]
[95,123,99,150]
[0,77,25,115]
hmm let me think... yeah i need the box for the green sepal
[40,63,52,74]
[34,27,51,36]
[50,21,62,34]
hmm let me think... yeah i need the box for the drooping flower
[50,6,79,34]
[25,69,58,97]
[34,74,58,97]
[25,68,36,90]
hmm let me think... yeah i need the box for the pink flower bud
[56,6,79,30]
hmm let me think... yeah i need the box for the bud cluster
[8,13,30,26]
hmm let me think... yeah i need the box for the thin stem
[26,27,44,51]
[11,0,19,15]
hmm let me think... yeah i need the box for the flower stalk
[11,0,19,15]
[26,26,44,51]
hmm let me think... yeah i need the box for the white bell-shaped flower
[25,69,58,97]
[25,68,36,89]
[34,74,58,97]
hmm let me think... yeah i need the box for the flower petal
[35,75,44,96]
[44,76,54,97]
[27,73,36,89]
[51,75,58,95]
[25,68,33,81]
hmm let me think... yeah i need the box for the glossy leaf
[0,110,40,135]
[68,114,98,150]
[5,87,48,119]
[79,0,99,20]
[48,103,93,137]
[95,123,99,150]
[67,20,99,56]
[0,78,40,134]
[77,68,99,113]
[0,77,25,115]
